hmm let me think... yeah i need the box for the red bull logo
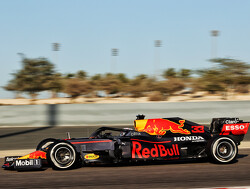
[19,150,47,160]
[134,118,191,135]
[132,141,180,159]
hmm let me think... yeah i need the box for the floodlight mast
[111,48,119,73]
[210,30,219,58]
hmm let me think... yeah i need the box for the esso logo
[226,125,245,131]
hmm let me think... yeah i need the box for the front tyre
[47,141,77,169]
[207,136,238,163]
[36,138,57,151]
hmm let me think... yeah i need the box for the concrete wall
[0,101,250,127]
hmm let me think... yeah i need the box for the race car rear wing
[210,117,249,135]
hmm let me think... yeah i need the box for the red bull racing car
[2,115,249,170]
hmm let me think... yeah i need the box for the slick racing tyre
[47,141,77,169]
[36,138,57,151]
[207,136,238,163]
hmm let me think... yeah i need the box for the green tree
[76,70,87,79]
[98,73,122,94]
[4,57,56,98]
[116,73,129,83]
[45,73,64,98]
[4,71,26,98]
[156,78,185,96]
[163,68,177,79]
[193,58,250,97]
[89,73,130,95]
[63,78,92,98]
[195,69,225,94]
[210,58,250,86]
[65,73,75,79]
[127,75,156,98]
[210,58,250,95]
[91,74,101,81]
[178,69,191,79]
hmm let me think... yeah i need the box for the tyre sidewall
[208,136,238,163]
[47,141,77,169]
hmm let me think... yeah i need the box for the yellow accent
[134,119,148,131]
[84,154,99,160]
[18,154,30,159]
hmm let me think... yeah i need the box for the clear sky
[1,0,250,98]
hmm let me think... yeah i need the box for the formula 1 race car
[2,115,249,170]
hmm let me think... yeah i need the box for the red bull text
[132,141,180,159]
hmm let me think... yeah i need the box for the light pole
[17,52,25,60]
[210,30,219,58]
[154,40,162,78]
[52,43,60,68]
[111,48,119,73]
[52,43,60,51]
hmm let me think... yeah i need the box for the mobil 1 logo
[14,159,42,170]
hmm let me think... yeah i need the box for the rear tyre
[36,138,57,151]
[47,141,77,169]
[207,136,238,163]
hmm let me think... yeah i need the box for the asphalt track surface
[0,149,250,189]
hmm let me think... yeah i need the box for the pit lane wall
[0,101,250,127]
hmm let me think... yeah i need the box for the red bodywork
[220,123,249,135]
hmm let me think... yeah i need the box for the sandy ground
[0,92,250,105]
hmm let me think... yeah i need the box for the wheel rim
[216,141,233,159]
[55,147,73,165]
[212,137,237,163]
[50,143,76,169]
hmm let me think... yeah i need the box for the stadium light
[52,43,61,69]
[154,40,162,78]
[111,48,119,73]
[210,30,219,58]
[52,43,60,51]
